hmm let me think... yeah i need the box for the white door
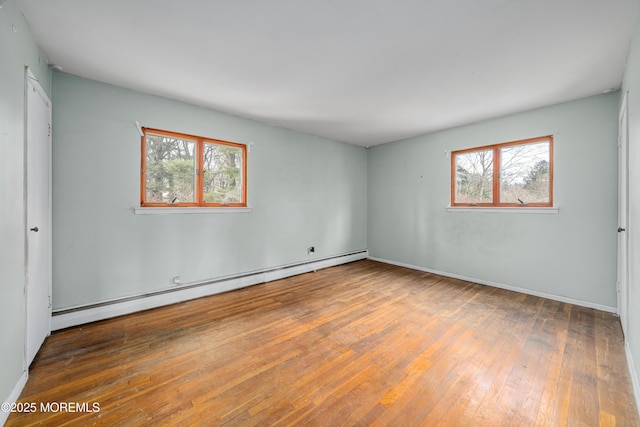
[25,70,52,366]
[617,92,629,338]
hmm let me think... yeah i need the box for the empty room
[2,0,640,425]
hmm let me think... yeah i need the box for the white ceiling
[18,0,639,146]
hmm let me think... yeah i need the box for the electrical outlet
[308,246,315,255]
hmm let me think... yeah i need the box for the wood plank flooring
[7,260,639,426]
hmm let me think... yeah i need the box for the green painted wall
[621,1,640,401]
[0,0,51,409]
[51,73,367,309]
[368,93,619,307]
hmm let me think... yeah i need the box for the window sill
[446,206,559,214]
[134,207,252,215]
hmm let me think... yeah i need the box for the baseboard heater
[52,250,368,331]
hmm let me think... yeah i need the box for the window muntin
[141,128,247,207]
[451,136,553,207]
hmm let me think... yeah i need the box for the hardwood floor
[7,260,639,426]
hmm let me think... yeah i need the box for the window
[451,136,553,207]
[141,128,247,207]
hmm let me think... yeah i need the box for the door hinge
[48,295,52,309]
[48,124,51,137]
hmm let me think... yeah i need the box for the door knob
[30,227,39,232]
[618,227,626,232]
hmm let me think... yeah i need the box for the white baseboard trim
[1,370,28,426]
[368,256,617,313]
[626,341,640,418]
[52,251,368,331]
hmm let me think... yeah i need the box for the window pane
[500,142,550,204]
[145,134,196,203]
[203,143,243,204]
[455,149,493,204]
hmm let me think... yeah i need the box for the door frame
[23,67,53,368]
[617,90,629,337]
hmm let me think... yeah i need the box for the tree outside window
[141,128,247,207]
[452,136,553,207]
